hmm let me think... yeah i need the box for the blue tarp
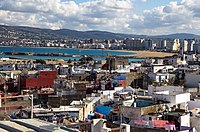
[95,106,113,115]
[88,113,95,119]
[113,74,126,80]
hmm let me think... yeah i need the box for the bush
[34,59,46,64]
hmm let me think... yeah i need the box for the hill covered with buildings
[1,25,200,40]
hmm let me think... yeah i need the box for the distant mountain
[0,25,200,40]
[151,33,200,39]
[51,29,147,39]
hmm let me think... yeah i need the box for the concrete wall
[176,93,190,104]
[180,114,190,127]
[120,104,164,120]
[120,106,141,120]
[153,94,175,104]
[153,93,190,106]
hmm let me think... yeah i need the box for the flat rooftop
[33,106,83,114]
[0,120,34,132]
[0,119,79,132]
[13,119,67,132]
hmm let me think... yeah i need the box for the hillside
[0,25,200,40]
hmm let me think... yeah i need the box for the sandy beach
[114,50,176,58]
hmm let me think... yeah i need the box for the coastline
[0,46,176,58]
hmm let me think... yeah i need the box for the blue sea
[0,46,144,62]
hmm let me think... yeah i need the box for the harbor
[0,47,145,62]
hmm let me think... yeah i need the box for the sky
[0,0,199,35]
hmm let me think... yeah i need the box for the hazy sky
[0,0,199,35]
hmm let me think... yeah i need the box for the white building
[152,89,190,109]
[166,39,180,51]
[160,39,167,49]
[180,39,188,52]
[152,65,175,73]
[144,39,154,50]
[125,38,145,50]
[187,39,195,52]
[148,73,175,83]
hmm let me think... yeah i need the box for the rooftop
[12,119,74,132]
[33,106,83,114]
[0,119,79,132]
[0,120,34,132]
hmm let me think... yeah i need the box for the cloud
[0,0,200,35]
[140,0,147,2]
[181,0,200,18]
[128,0,200,35]
[0,0,134,32]
[144,2,192,27]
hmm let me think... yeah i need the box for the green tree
[34,59,46,64]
